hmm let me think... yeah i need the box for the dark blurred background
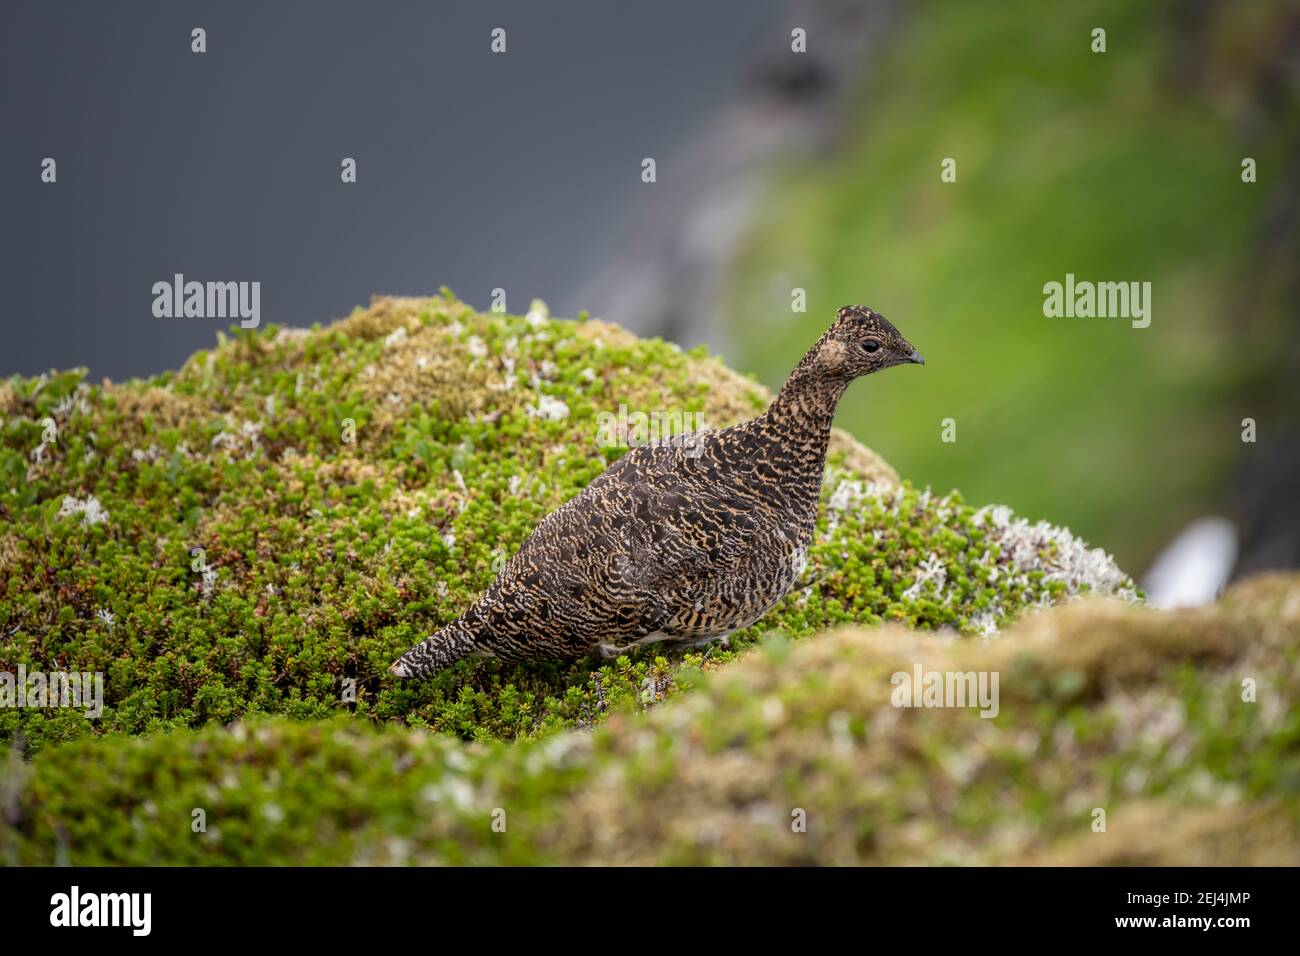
[4,0,1298,596]
[1,0,786,376]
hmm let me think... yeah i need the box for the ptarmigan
[389,305,923,678]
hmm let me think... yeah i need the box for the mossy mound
[1,294,1134,754]
[4,574,1295,866]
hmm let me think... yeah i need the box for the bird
[389,305,923,678]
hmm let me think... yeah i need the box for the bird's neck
[762,363,848,438]
[750,363,848,515]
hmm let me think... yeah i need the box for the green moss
[4,574,1295,866]
[1,295,1131,755]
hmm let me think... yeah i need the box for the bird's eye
[862,339,880,353]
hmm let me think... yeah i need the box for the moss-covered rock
[1,294,1134,756]
[4,574,1295,866]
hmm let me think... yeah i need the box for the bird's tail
[389,621,480,679]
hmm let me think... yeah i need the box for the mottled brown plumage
[390,305,922,678]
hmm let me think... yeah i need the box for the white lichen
[57,494,110,527]
[527,394,570,422]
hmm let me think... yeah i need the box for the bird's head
[812,305,924,380]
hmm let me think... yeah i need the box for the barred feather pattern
[391,306,922,678]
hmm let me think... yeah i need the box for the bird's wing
[593,443,760,591]
[498,442,757,638]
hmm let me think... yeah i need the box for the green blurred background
[719,0,1298,574]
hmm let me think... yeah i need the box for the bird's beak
[906,349,925,365]
[389,660,409,677]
